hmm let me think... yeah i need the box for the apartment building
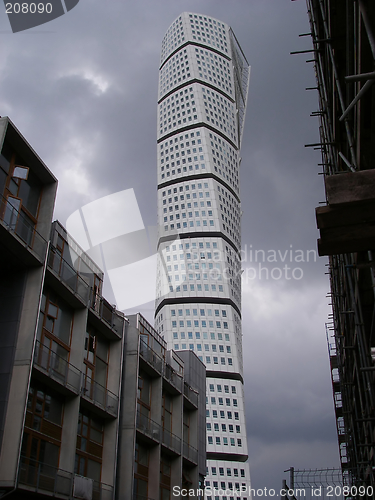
[118,313,206,499]
[0,116,205,500]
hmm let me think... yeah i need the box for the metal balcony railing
[183,441,198,464]
[164,363,183,392]
[33,341,118,417]
[139,338,163,373]
[18,456,114,500]
[34,340,81,394]
[0,194,48,261]
[138,314,166,349]
[90,294,124,336]
[18,456,71,497]
[162,427,181,454]
[48,247,124,338]
[81,374,118,417]
[48,247,91,304]
[136,411,161,442]
[184,382,198,407]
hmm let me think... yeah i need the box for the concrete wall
[0,268,26,459]
[178,350,207,479]
[0,266,44,487]
[116,321,138,500]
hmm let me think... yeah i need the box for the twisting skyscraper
[155,12,251,497]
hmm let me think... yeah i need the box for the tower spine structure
[155,12,251,496]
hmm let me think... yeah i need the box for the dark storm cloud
[0,0,339,491]
[242,278,338,489]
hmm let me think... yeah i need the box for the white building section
[155,12,251,498]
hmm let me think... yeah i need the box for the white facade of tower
[155,12,251,498]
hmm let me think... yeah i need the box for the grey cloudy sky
[0,0,340,493]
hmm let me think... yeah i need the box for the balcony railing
[162,428,181,454]
[139,338,163,373]
[33,340,81,394]
[81,374,118,417]
[18,456,114,500]
[184,382,198,407]
[90,294,124,336]
[183,441,198,464]
[33,341,118,417]
[48,247,124,338]
[18,456,71,497]
[74,475,113,500]
[163,363,183,392]
[136,411,161,442]
[0,194,48,261]
[48,247,91,304]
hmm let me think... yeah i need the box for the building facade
[0,116,206,500]
[117,313,206,499]
[0,115,126,499]
[154,13,251,497]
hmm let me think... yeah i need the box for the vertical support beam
[289,467,294,491]
[358,0,375,60]
[316,0,358,170]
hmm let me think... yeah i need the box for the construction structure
[302,0,375,494]
[154,12,251,496]
[282,467,348,500]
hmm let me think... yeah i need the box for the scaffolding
[282,467,360,500]
[297,0,375,494]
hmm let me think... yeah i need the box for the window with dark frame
[134,442,149,498]
[36,289,73,379]
[20,383,64,486]
[82,326,109,406]
[0,141,42,245]
[74,411,104,483]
